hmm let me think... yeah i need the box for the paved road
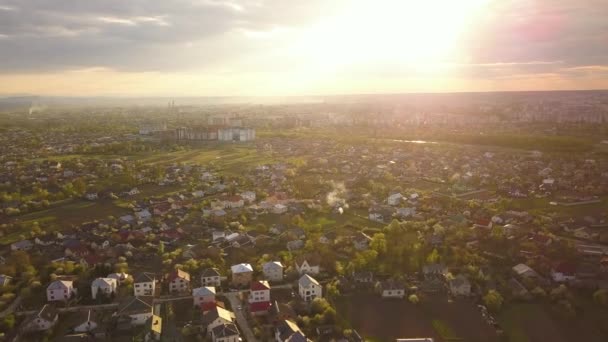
[224,292,257,342]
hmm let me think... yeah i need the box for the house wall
[130,312,153,326]
[170,278,190,293]
[299,284,322,301]
[202,276,221,287]
[47,287,72,302]
[297,262,319,275]
[263,266,283,281]
[194,294,216,307]
[28,317,57,331]
[214,335,239,342]
[74,321,98,333]
[382,289,405,298]
[232,272,252,287]
[207,318,232,335]
[250,290,270,303]
[134,281,155,296]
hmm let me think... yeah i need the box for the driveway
[224,292,258,342]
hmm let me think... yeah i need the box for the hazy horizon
[1,0,608,96]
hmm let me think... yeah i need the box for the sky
[0,0,607,96]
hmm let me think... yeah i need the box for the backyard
[335,294,498,342]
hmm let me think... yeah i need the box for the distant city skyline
[1,0,607,96]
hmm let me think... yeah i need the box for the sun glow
[294,0,491,70]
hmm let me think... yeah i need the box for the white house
[512,263,539,279]
[116,296,154,326]
[193,286,216,308]
[211,323,240,342]
[387,193,403,206]
[108,272,130,284]
[135,209,152,221]
[263,261,284,282]
[10,239,33,252]
[380,280,405,299]
[91,277,118,299]
[551,262,577,283]
[272,203,288,214]
[295,258,320,276]
[24,305,58,332]
[134,272,156,296]
[73,310,98,333]
[298,274,322,302]
[240,191,256,203]
[275,320,308,342]
[201,268,222,287]
[202,306,235,335]
[47,280,74,302]
[449,275,471,296]
[231,263,254,287]
[168,269,191,293]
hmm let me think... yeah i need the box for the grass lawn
[335,294,497,342]
[432,319,460,340]
[498,302,608,342]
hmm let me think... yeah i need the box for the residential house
[91,277,118,299]
[353,271,374,285]
[211,323,240,342]
[422,264,448,279]
[512,263,540,279]
[202,306,235,335]
[388,193,403,206]
[449,275,471,296]
[298,274,322,302]
[135,209,152,222]
[249,280,271,316]
[134,272,156,296]
[295,257,320,276]
[201,268,222,287]
[73,310,99,333]
[47,280,74,302]
[11,239,33,252]
[319,231,337,245]
[193,286,216,309]
[168,269,191,293]
[275,319,310,342]
[240,191,256,203]
[380,280,405,299]
[223,195,244,209]
[145,315,162,341]
[108,272,130,284]
[263,261,284,282]
[24,304,58,332]
[115,296,154,326]
[34,235,55,246]
[551,262,577,283]
[286,239,304,251]
[0,275,12,287]
[353,232,372,251]
[85,193,99,201]
[272,204,288,214]
[231,263,253,287]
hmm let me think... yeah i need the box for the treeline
[441,133,594,152]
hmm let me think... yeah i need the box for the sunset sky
[0,0,607,96]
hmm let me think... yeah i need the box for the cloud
[0,0,607,94]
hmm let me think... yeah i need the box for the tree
[483,290,504,312]
[593,289,608,307]
[408,294,420,304]
[426,249,440,264]
[370,233,387,254]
